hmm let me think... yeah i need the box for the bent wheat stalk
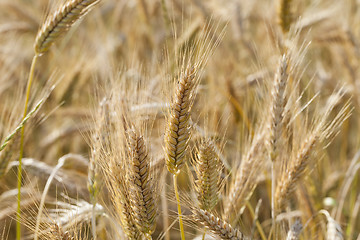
[17,1,100,239]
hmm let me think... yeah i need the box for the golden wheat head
[164,65,197,175]
[34,0,99,54]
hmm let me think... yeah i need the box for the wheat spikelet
[193,138,222,211]
[165,65,197,175]
[34,0,100,54]
[278,0,293,33]
[268,54,288,162]
[192,208,249,240]
[127,127,157,237]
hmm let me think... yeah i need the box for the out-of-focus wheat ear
[224,132,265,218]
[193,138,222,211]
[0,135,19,178]
[320,210,344,240]
[275,132,318,209]
[111,166,143,240]
[268,54,288,163]
[127,127,157,237]
[88,98,111,206]
[49,223,75,240]
[165,65,197,175]
[0,98,43,179]
[286,219,302,240]
[276,91,351,210]
[192,208,249,240]
[34,0,100,54]
[278,0,293,34]
[268,54,289,236]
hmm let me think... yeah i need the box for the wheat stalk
[268,55,288,163]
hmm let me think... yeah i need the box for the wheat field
[0,0,359,239]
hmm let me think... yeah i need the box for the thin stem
[17,54,38,240]
[173,174,186,240]
[271,163,276,239]
[201,230,206,240]
[91,200,97,240]
[245,201,267,240]
[162,174,170,240]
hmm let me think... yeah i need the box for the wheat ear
[278,0,293,34]
[224,133,265,218]
[192,208,249,240]
[275,132,318,209]
[165,65,197,175]
[268,54,289,237]
[268,55,288,163]
[88,99,112,240]
[127,128,157,238]
[276,95,350,209]
[0,99,43,178]
[110,162,143,240]
[193,139,222,211]
[34,0,100,54]
[165,65,198,240]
